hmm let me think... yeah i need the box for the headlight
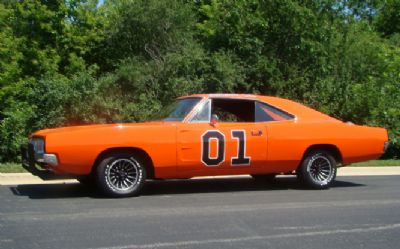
[31,137,45,155]
[28,137,58,166]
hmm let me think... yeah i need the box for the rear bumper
[384,141,392,153]
[21,144,73,180]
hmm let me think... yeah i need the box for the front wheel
[96,153,147,197]
[297,150,337,189]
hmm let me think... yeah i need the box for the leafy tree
[0,3,22,88]
[102,0,196,68]
[1,0,105,80]
[1,0,400,162]
[375,0,400,37]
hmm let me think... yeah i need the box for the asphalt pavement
[1,174,400,249]
[1,166,400,185]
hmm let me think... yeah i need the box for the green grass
[0,163,27,173]
[349,160,400,167]
[0,159,399,173]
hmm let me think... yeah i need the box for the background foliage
[0,0,399,162]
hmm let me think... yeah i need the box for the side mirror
[210,114,219,127]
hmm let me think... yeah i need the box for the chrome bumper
[21,143,72,180]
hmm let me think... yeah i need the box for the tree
[375,0,400,37]
[1,0,400,162]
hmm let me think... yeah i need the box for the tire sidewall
[96,153,147,197]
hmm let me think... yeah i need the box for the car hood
[32,121,170,137]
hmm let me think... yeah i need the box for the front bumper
[21,143,73,180]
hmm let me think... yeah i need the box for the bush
[0,0,399,162]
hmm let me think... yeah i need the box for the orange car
[22,94,390,197]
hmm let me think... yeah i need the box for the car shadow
[9,176,365,199]
[10,182,100,199]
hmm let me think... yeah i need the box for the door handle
[251,130,263,136]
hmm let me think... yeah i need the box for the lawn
[349,160,400,167]
[0,163,27,173]
[1,160,399,173]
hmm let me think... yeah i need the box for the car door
[176,98,268,176]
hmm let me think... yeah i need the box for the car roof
[181,94,340,122]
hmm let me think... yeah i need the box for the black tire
[297,150,337,189]
[96,153,147,197]
[251,174,276,182]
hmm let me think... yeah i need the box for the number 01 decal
[201,130,251,167]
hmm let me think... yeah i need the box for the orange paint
[29,94,388,179]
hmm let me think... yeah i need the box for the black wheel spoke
[105,158,140,191]
[307,155,333,184]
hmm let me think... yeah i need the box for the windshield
[151,97,202,121]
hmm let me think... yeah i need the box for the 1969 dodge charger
[22,94,390,197]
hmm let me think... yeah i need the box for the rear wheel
[96,153,147,197]
[297,150,337,189]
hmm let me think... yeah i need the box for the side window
[211,99,255,122]
[190,100,211,122]
[255,102,294,122]
[213,106,240,122]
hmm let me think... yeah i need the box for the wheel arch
[301,144,343,167]
[91,147,155,179]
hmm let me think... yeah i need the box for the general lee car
[22,94,390,197]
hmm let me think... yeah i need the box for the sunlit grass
[0,163,27,173]
[349,160,400,167]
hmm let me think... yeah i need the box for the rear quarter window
[255,101,294,122]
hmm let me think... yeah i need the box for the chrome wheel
[97,153,147,197]
[298,150,337,189]
[306,154,334,184]
[105,158,140,191]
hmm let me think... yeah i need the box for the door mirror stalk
[210,114,219,127]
